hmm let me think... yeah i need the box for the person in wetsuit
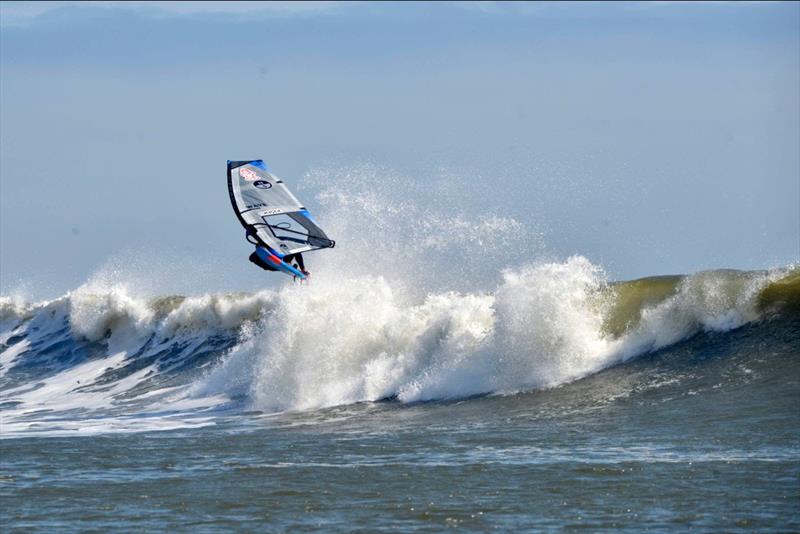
[282,252,308,276]
[248,246,309,277]
[248,247,275,271]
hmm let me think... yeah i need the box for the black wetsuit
[248,249,305,273]
[248,250,276,271]
[283,253,306,272]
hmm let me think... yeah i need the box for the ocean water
[1,171,799,531]
[1,263,798,531]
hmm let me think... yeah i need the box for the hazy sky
[1,1,798,298]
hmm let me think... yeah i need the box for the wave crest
[1,260,796,436]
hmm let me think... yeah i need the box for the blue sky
[1,1,798,297]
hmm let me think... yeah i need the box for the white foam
[1,207,790,437]
[196,259,790,416]
[1,414,217,438]
[194,256,621,413]
[1,353,128,415]
[0,338,29,379]
[618,268,782,358]
[68,286,154,342]
[160,291,276,335]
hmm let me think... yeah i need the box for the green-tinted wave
[601,267,799,338]
[758,267,800,315]
[602,275,683,337]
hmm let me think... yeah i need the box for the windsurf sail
[227,160,335,256]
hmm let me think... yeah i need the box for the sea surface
[1,265,798,531]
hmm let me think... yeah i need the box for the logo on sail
[239,167,260,181]
[253,180,272,189]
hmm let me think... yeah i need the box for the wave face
[1,166,798,437]
[1,259,797,437]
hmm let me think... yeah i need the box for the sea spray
[302,164,543,294]
[492,256,617,391]
[1,262,796,436]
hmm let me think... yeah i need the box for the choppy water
[1,264,798,531]
[1,167,798,530]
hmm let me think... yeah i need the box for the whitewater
[1,167,798,531]
[1,249,796,437]
[1,164,798,437]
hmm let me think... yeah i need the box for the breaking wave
[1,164,797,437]
[1,260,797,437]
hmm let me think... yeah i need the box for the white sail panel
[227,160,334,256]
